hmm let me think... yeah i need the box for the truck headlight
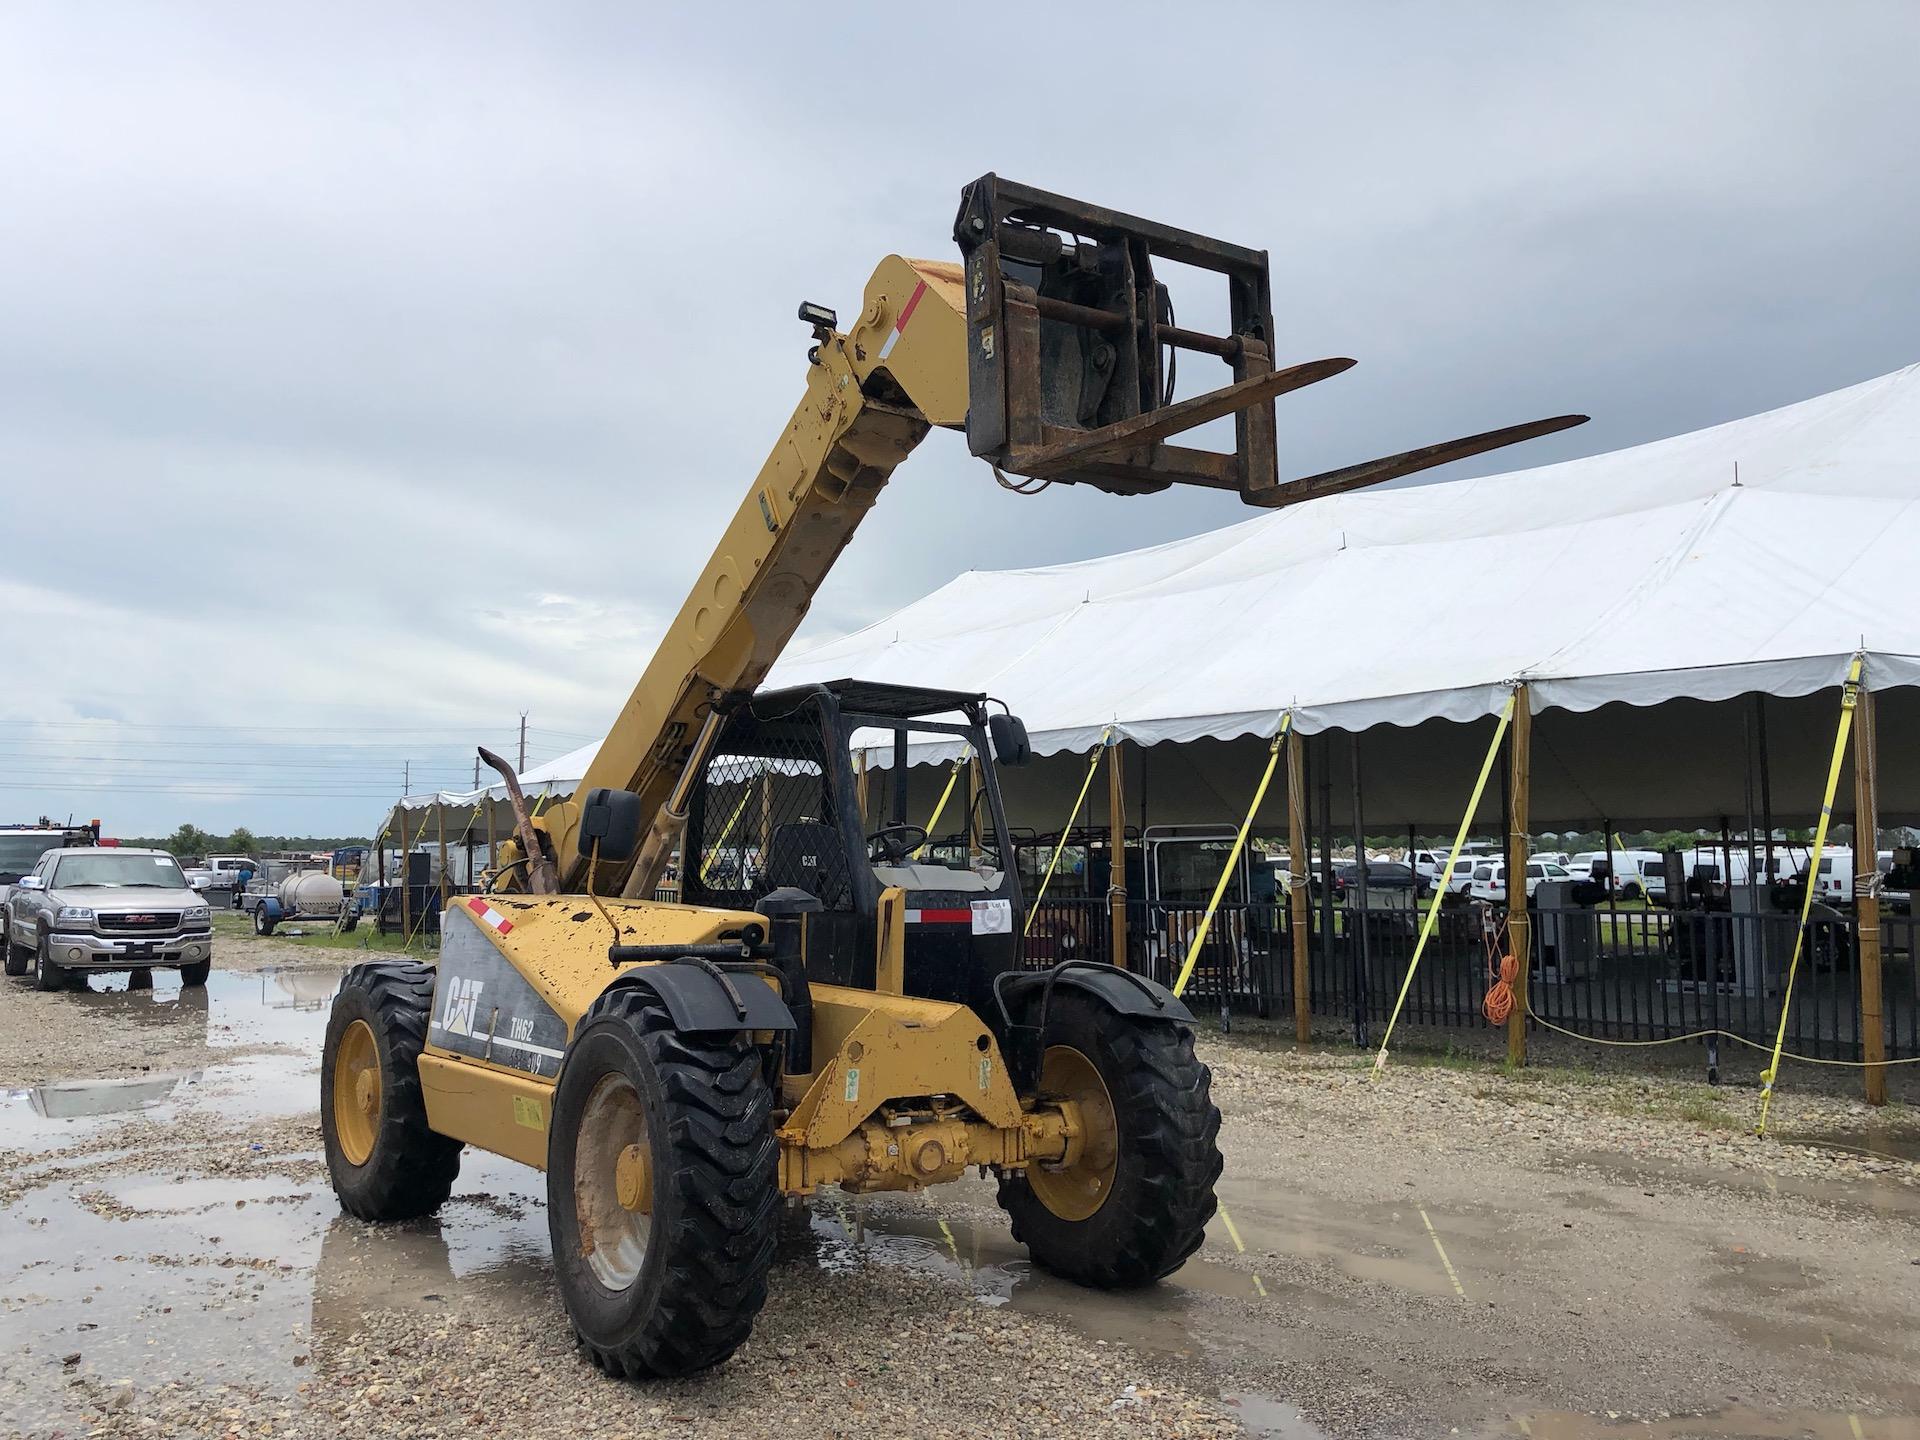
[184,905,210,923]
[57,906,95,923]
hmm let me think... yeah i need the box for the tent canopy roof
[768,363,1920,758]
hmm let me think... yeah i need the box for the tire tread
[324,960,462,1221]
[998,998,1223,1287]
[559,987,778,1379]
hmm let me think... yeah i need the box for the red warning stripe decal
[877,279,928,362]
[895,279,927,333]
[466,895,515,936]
[907,907,971,925]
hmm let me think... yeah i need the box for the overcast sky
[2,2,1916,837]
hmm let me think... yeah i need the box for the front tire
[997,992,1223,1288]
[34,933,63,992]
[178,958,211,988]
[547,987,778,1379]
[321,962,462,1221]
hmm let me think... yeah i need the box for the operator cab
[673,680,1028,1019]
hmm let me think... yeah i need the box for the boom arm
[543,258,972,893]
[525,177,1585,897]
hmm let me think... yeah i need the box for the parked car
[1807,846,1859,904]
[1468,858,1573,903]
[4,847,213,990]
[1435,855,1480,895]
[1325,859,1426,901]
[1579,849,1666,900]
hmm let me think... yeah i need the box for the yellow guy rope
[699,780,757,884]
[1757,655,1864,1137]
[1172,714,1293,998]
[912,756,968,860]
[1023,728,1115,937]
[1371,691,1518,1075]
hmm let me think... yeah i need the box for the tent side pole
[399,808,411,942]
[1107,740,1129,971]
[1287,731,1310,1043]
[1349,732,1369,1048]
[437,804,450,912]
[1855,682,1886,1106]
[1507,689,1533,1067]
[1757,695,1775,881]
[1317,735,1335,1031]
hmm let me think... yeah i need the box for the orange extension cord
[1481,925,1518,1026]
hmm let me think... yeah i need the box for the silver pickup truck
[3,846,213,991]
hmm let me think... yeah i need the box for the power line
[0,791,405,802]
[0,756,495,779]
[0,719,537,734]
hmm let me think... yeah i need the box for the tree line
[121,825,372,859]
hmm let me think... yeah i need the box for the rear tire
[3,930,27,978]
[321,962,462,1221]
[178,958,211,988]
[547,986,778,1379]
[997,992,1223,1288]
[34,933,63,992]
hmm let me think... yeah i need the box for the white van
[1586,849,1666,900]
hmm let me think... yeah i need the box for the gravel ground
[4,943,1919,1439]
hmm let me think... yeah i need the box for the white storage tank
[278,871,345,916]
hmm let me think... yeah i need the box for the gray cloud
[2,0,1915,832]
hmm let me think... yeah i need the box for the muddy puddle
[0,968,340,1149]
[1777,1123,1920,1165]
[1559,1144,1920,1223]
[1,1150,549,1424]
[6,966,1919,1439]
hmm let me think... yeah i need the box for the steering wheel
[866,824,929,865]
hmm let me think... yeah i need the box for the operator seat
[765,821,852,909]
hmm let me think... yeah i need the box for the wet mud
[3,963,1919,1438]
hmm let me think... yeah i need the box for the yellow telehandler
[320,175,1583,1377]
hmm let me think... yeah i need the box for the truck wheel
[34,933,64,992]
[3,932,27,978]
[322,962,462,1221]
[179,958,212,988]
[547,987,778,1379]
[997,992,1223,1288]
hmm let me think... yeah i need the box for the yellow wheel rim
[1029,1044,1119,1222]
[333,1019,382,1166]
[575,1073,653,1290]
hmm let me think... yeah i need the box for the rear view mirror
[988,714,1032,768]
[578,787,643,863]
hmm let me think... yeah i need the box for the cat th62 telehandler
[320,175,1583,1378]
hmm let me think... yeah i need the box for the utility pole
[403,759,410,795]
[518,712,528,774]
[473,755,481,789]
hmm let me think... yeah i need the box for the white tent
[768,364,1920,828]
[390,741,600,815]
